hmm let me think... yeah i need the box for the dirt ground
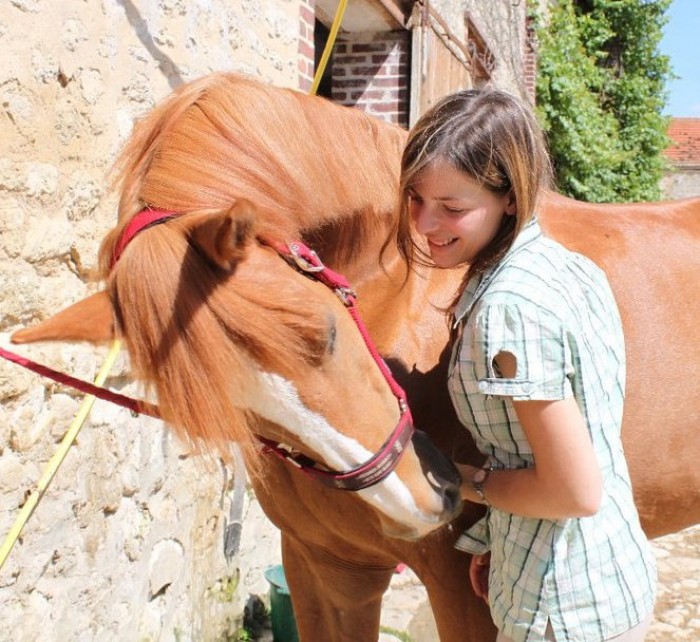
[379,525,700,642]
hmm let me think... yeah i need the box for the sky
[660,0,700,116]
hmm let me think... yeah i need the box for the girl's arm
[457,353,603,519]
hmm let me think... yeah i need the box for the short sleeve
[470,302,574,401]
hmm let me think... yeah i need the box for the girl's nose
[412,203,439,236]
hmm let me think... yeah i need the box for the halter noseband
[2,208,415,492]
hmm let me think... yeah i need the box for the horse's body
[11,73,700,641]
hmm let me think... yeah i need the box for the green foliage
[378,626,415,642]
[230,629,252,642]
[534,0,673,202]
[206,572,241,603]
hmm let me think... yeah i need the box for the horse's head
[12,200,462,540]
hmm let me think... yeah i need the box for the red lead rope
[263,240,410,406]
[0,345,160,418]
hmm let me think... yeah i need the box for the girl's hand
[469,552,490,602]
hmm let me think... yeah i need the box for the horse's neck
[317,217,456,364]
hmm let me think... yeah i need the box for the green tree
[535,0,673,202]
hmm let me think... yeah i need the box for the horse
[9,72,700,642]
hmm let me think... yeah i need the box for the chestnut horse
[10,73,700,641]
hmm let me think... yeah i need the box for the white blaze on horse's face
[243,368,450,538]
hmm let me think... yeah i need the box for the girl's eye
[409,193,423,205]
[443,205,465,215]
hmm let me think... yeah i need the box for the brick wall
[332,32,411,128]
[299,0,316,91]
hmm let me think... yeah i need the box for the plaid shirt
[448,218,657,642]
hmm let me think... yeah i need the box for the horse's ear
[11,291,115,345]
[188,201,256,271]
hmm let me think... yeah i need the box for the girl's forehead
[410,162,481,194]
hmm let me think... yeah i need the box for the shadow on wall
[118,0,185,89]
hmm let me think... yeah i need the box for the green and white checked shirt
[448,218,657,642]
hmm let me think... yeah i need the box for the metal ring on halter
[287,242,325,273]
[334,286,357,306]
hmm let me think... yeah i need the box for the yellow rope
[1,0,349,573]
[0,339,123,571]
[310,0,348,95]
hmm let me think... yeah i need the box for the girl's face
[408,161,515,269]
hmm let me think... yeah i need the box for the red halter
[110,207,175,268]
[1,208,414,492]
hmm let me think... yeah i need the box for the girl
[393,89,657,642]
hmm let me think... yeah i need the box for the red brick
[350,65,384,76]
[334,78,371,89]
[334,55,371,65]
[351,43,390,53]
[369,103,400,112]
[665,118,700,164]
[370,77,403,88]
[300,4,314,25]
[351,89,386,100]
[299,40,314,60]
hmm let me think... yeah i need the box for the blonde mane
[98,73,406,459]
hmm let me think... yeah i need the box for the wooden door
[409,3,472,125]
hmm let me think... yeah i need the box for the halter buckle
[287,242,325,273]
[334,286,357,305]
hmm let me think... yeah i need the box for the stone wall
[0,1,301,639]
[661,167,700,199]
[661,163,700,200]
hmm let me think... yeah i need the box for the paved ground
[379,525,700,642]
[646,525,700,641]
[251,525,700,641]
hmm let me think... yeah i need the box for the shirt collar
[452,216,542,326]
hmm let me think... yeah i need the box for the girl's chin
[429,246,470,269]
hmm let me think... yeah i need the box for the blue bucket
[264,565,300,642]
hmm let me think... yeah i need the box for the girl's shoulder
[481,236,613,320]
[506,233,609,290]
